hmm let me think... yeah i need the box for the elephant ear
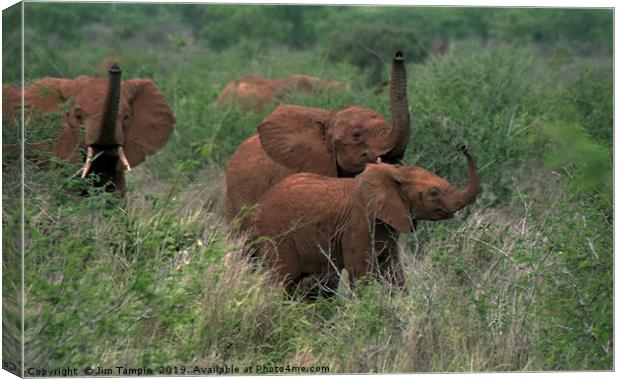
[3,85,20,113]
[257,104,337,176]
[24,76,91,112]
[123,79,175,167]
[361,163,412,232]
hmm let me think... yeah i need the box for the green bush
[325,25,429,86]
[542,122,612,210]
[562,67,613,148]
[405,42,547,204]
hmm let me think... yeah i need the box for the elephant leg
[262,239,304,296]
[295,275,321,300]
[379,249,407,293]
[296,273,340,300]
[111,169,126,198]
[96,169,125,198]
[373,222,407,292]
[342,230,372,286]
[225,193,234,224]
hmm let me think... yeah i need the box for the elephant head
[18,63,174,183]
[361,145,480,232]
[257,50,410,177]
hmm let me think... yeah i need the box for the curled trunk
[452,145,480,211]
[385,50,411,161]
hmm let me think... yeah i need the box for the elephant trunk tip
[393,50,405,61]
[458,144,473,159]
[108,63,121,74]
[453,143,480,210]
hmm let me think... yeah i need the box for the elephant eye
[123,113,131,123]
[351,131,362,141]
[74,109,83,122]
[429,188,440,198]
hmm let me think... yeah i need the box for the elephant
[2,84,20,115]
[2,63,175,197]
[251,145,480,295]
[214,74,346,113]
[226,51,411,228]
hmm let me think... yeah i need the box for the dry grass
[9,155,611,372]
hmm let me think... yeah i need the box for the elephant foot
[290,273,339,301]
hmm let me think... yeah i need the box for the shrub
[325,25,429,86]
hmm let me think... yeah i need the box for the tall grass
[3,32,612,372]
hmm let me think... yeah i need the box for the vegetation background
[2,3,613,373]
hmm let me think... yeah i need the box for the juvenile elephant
[2,63,175,197]
[226,51,411,227]
[215,74,345,113]
[252,145,480,295]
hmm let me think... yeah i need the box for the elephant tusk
[376,157,382,164]
[118,146,131,172]
[81,146,95,179]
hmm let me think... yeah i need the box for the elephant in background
[252,145,480,295]
[214,74,346,113]
[2,84,20,115]
[226,51,411,228]
[2,63,175,197]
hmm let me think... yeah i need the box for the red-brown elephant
[226,51,411,228]
[252,145,480,296]
[2,64,175,197]
[214,74,346,113]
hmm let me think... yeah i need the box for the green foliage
[406,42,546,205]
[8,5,612,80]
[2,4,612,373]
[561,66,613,148]
[489,8,613,49]
[542,122,612,209]
[533,196,612,369]
[196,5,325,51]
[325,25,429,85]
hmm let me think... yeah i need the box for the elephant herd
[3,50,480,298]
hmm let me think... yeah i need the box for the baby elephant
[252,146,480,295]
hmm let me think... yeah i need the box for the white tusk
[118,146,131,172]
[81,146,95,178]
[376,157,382,164]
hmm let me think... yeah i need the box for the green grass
[2,18,613,373]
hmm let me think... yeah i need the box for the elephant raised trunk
[451,145,480,211]
[81,63,130,178]
[95,63,123,146]
[385,50,411,161]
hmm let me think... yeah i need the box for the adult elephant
[226,51,411,228]
[2,63,175,197]
[214,74,346,113]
